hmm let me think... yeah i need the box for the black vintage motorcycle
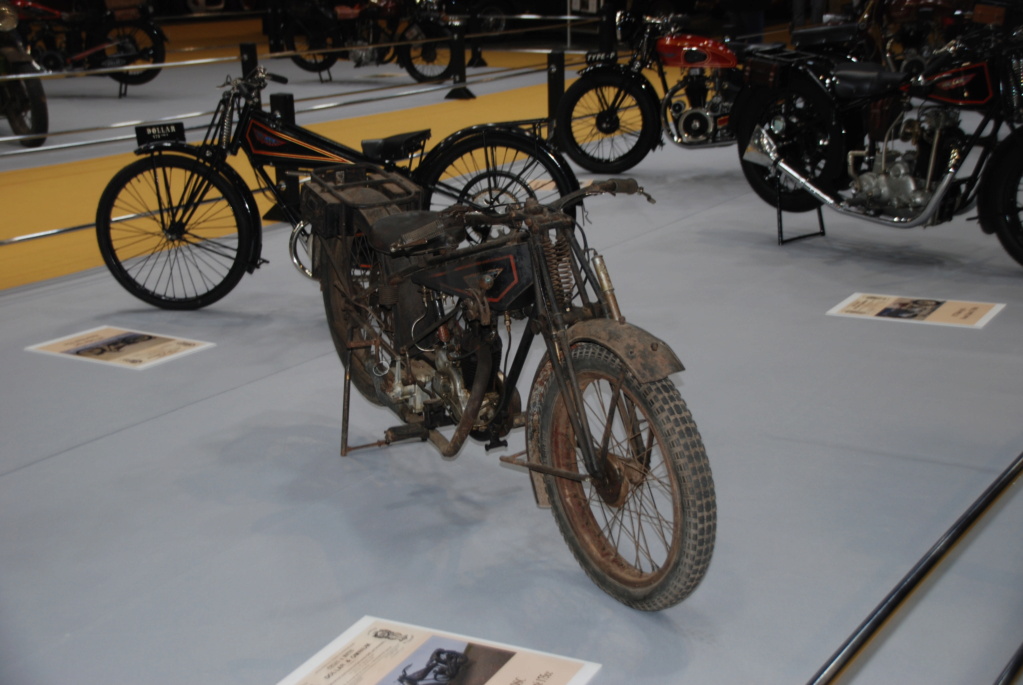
[271,0,454,82]
[0,0,47,146]
[14,0,166,88]
[737,2,1023,265]
[555,11,751,174]
[305,167,716,610]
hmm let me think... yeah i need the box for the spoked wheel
[555,71,660,174]
[4,64,48,147]
[527,342,716,611]
[318,232,393,406]
[735,79,846,213]
[417,128,577,241]
[285,21,339,72]
[397,21,454,82]
[95,155,255,309]
[104,22,165,85]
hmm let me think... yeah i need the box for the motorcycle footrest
[384,423,430,444]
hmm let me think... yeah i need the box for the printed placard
[27,326,213,369]
[277,616,600,685]
[827,293,1004,328]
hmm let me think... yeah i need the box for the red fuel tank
[656,34,737,69]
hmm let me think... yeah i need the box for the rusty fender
[568,319,684,383]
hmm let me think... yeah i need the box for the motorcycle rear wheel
[527,342,716,611]
[105,22,165,86]
[95,155,255,309]
[734,80,846,213]
[983,142,1023,268]
[416,127,577,240]
[4,64,48,147]
[284,21,339,72]
[555,71,660,174]
[318,231,393,406]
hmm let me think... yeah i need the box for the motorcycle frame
[131,73,574,274]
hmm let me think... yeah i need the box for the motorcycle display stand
[773,175,826,245]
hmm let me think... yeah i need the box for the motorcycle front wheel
[105,22,165,85]
[4,64,48,147]
[555,71,660,174]
[527,342,716,611]
[734,80,846,213]
[396,22,454,82]
[95,155,255,309]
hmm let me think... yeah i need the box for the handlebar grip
[266,72,288,84]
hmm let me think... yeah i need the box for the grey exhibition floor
[2,50,1023,685]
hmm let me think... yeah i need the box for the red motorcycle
[555,12,751,173]
[14,0,165,86]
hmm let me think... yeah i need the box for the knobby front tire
[106,22,165,86]
[95,155,255,310]
[527,342,716,611]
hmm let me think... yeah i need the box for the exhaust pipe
[742,125,956,229]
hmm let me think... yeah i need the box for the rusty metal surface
[567,319,684,383]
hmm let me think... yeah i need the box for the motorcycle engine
[850,106,963,215]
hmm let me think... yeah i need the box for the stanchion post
[240,42,259,78]
[547,50,565,122]
[269,93,300,216]
[467,10,488,67]
[446,22,475,100]
[598,3,616,53]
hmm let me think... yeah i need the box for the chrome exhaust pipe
[742,125,956,229]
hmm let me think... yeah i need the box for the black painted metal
[547,50,564,122]
[993,639,1023,685]
[807,449,1023,685]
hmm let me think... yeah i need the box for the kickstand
[118,81,128,99]
[318,66,333,84]
[339,337,386,457]
[775,170,826,245]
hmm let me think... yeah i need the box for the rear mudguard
[133,142,265,271]
[419,123,580,194]
[568,318,684,383]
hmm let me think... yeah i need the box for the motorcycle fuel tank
[656,34,737,69]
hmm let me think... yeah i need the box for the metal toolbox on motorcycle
[301,164,423,241]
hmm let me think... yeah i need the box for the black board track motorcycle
[305,167,717,610]
[14,0,166,87]
[94,66,577,310]
[0,0,47,146]
[738,2,1023,266]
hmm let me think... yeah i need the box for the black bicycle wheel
[416,128,577,217]
[735,79,846,213]
[527,342,716,611]
[284,20,339,72]
[105,22,165,86]
[96,155,255,309]
[555,71,660,174]
[397,21,455,82]
[4,64,48,147]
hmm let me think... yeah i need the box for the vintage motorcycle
[0,0,47,146]
[270,0,454,82]
[555,11,751,173]
[738,2,1023,265]
[14,0,166,87]
[305,167,716,610]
